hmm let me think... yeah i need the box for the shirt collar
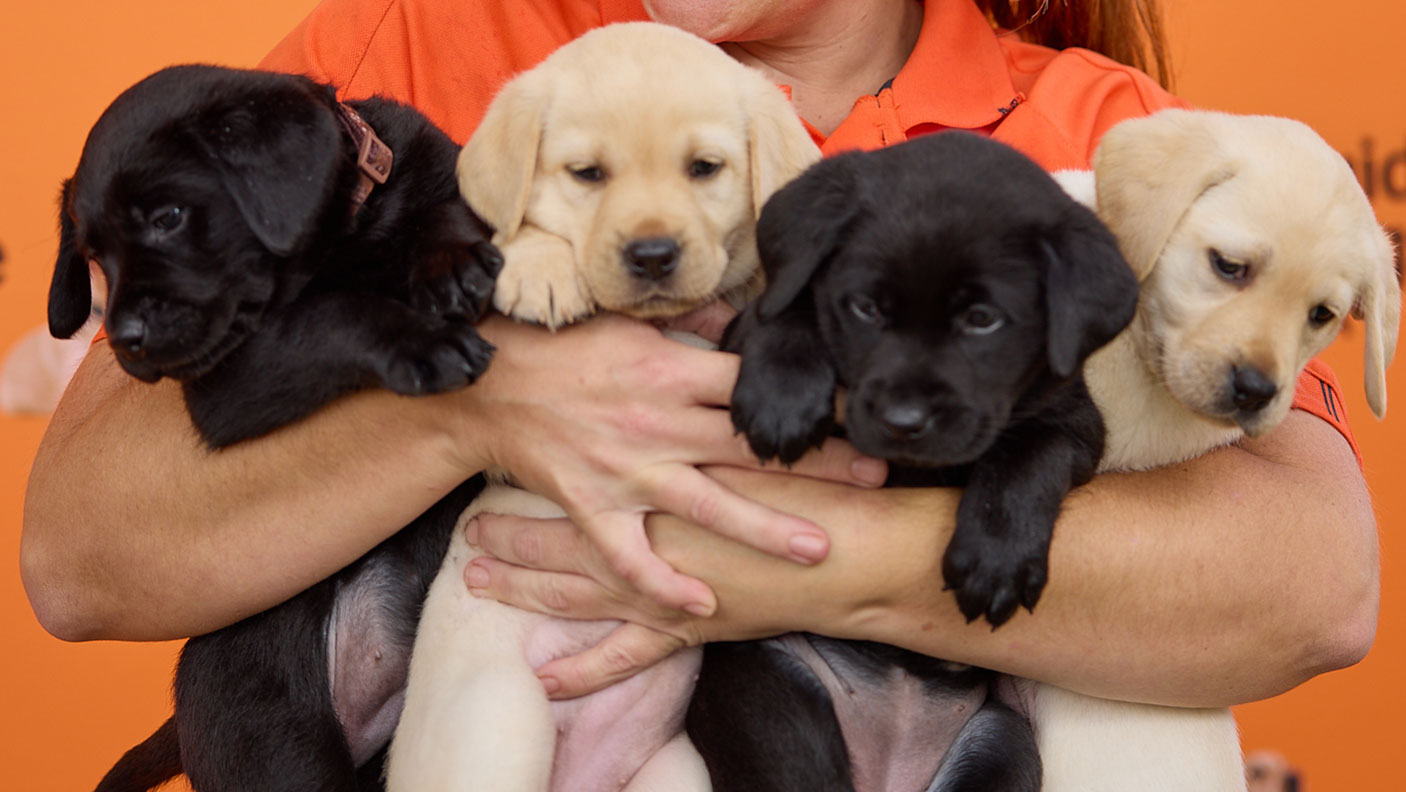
[889,0,1020,130]
[598,0,1019,131]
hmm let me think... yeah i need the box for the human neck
[719,0,924,137]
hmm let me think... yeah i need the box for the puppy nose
[108,315,148,357]
[623,237,680,281]
[1231,365,1277,412]
[880,403,935,440]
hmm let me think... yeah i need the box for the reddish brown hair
[977,0,1173,89]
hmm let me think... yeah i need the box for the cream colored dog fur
[386,22,819,792]
[456,23,817,329]
[1042,109,1399,792]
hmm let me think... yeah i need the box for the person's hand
[463,467,954,697]
[458,313,889,618]
[462,509,707,698]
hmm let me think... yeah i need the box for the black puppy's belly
[687,637,1040,792]
[163,476,481,792]
[688,640,855,792]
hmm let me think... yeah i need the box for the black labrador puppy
[687,132,1138,791]
[49,65,500,792]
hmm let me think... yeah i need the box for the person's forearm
[20,347,481,642]
[872,413,1373,707]
[654,411,1377,708]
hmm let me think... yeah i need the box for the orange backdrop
[2,1,1403,790]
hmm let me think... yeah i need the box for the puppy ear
[1042,214,1140,378]
[458,72,546,239]
[48,179,94,339]
[744,77,821,220]
[1094,109,1236,280]
[192,89,343,257]
[1355,230,1401,418]
[754,157,857,322]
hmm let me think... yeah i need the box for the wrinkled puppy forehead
[543,115,745,179]
[534,22,764,144]
[825,212,1042,311]
[1213,115,1374,228]
[1193,121,1386,276]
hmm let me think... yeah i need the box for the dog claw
[381,320,494,395]
[410,241,502,321]
[731,380,835,466]
[942,534,1050,628]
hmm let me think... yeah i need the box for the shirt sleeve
[1293,357,1362,466]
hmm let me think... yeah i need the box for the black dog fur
[687,132,1138,791]
[50,65,499,792]
[51,65,501,448]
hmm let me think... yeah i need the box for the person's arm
[21,314,882,642]
[20,343,473,642]
[464,408,1377,708]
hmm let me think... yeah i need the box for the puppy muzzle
[848,388,997,467]
[1221,364,1284,435]
[105,295,245,382]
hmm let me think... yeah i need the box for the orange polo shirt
[257,0,1357,457]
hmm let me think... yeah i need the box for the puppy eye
[959,304,1004,335]
[1210,250,1248,281]
[150,206,186,233]
[1308,304,1336,327]
[845,294,883,324]
[568,164,606,183]
[689,159,723,179]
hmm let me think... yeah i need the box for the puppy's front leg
[184,292,492,447]
[492,226,595,329]
[408,199,504,321]
[725,303,837,465]
[941,399,1103,627]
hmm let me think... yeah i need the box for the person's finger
[664,346,740,407]
[644,464,831,565]
[535,622,689,699]
[466,512,599,576]
[463,556,653,622]
[577,510,718,615]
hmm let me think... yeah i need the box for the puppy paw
[492,233,595,329]
[381,319,495,395]
[410,239,504,322]
[731,362,836,465]
[941,530,1049,628]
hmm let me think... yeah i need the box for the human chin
[642,0,797,42]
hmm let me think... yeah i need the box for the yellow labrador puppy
[1043,109,1399,792]
[386,23,819,792]
[457,22,816,329]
